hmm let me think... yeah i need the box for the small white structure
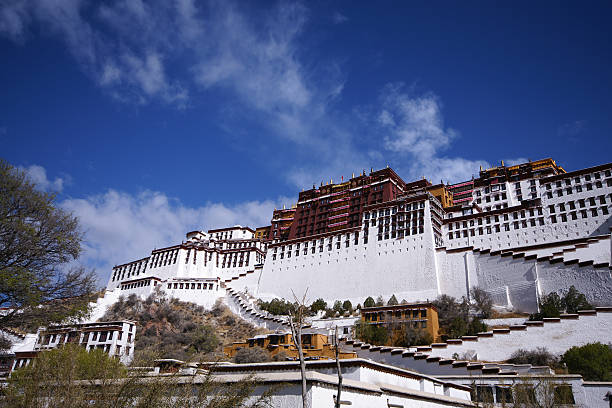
[165,358,475,407]
[33,320,136,365]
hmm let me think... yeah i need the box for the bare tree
[289,289,308,408]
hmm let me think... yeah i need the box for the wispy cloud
[20,164,68,192]
[332,11,348,24]
[1,0,525,186]
[558,120,587,142]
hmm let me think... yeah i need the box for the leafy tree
[188,325,219,354]
[433,294,488,340]
[0,159,96,333]
[363,296,375,308]
[387,294,398,306]
[332,300,344,315]
[470,286,493,318]
[233,347,271,364]
[5,343,276,407]
[310,298,327,314]
[258,298,295,315]
[354,322,387,345]
[562,285,592,313]
[530,286,592,321]
[530,292,563,321]
[375,296,384,306]
[391,324,433,347]
[561,342,612,381]
[342,300,353,314]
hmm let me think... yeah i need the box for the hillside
[99,289,267,363]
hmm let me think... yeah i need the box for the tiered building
[107,226,266,308]
[106,158,612,313]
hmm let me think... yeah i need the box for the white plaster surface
[426,311,612,361]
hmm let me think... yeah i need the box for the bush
[470,286,493,318]
[354,322,388,345]
[310,298,327,314]
[233,347,271,364]
[332,300,344,315]
[391,325,432,347]
[387,295,398,306]
[342,300,353,314]
[562,285,592,313]
[363,296,375,308]
[507,347,560,367]
[530,286,592,320]
[258,298,295,315]
[432,294,488,340]
[561,342,612,381]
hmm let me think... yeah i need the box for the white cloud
[60,189,289,283]
[0,1,31,41]
[379,84,458,159]
[1,1,526,187]
[20,164,67,192]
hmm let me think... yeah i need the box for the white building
[33,321,136,365]
[106,226,266,308]
[100,160,612,314]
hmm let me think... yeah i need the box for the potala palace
[104,158,612,313]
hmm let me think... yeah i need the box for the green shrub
[561,342,612,381]
[233,347,271,364]
[507,347,560,367]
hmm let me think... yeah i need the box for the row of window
[544,170,611,192]
[41,329,132,346]
[221,251,250,268]
[548,195,609,213]
[472,384,574,405]
[120,279,158,290]
[544,179,610,199]
[448,217,546,239]
[448,208,544,231]
[167,281,217,291]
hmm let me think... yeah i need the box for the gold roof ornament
[352,172,355,178]
[283,204,286,210]
[501,159,505,167]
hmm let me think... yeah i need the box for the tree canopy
[529,286,592,321]
[0,159,96,332]
[562,342,612,381]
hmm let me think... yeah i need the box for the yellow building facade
[224,331,357,361]
[360,303,440,342]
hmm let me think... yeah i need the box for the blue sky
[1,0,611,283]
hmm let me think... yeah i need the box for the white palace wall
[256,202,441,305]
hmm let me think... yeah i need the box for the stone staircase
[224,287,289,331]
[422,307,612,361]
[473,234,610,270]
[340,339,552,377]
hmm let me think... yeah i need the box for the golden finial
[352,172,355,178]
